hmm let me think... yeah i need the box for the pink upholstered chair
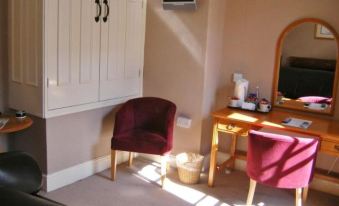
[111,97,176,186]
[246,130,319,206]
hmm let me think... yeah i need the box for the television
[163,0,197,10]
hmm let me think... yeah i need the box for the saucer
[228,104,240,108]
[257,108,270,113]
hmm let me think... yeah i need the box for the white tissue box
[241,102,256,111]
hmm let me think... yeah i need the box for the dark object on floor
[111,97,177,185]
[0,151,65,206]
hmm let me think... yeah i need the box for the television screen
[164,0,195,2]
[163,0,197,10]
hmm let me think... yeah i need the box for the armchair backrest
[247,130,319,189]
[114,97,176,138]
[0,151,42,194]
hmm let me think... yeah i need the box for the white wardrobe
[9,0,146,118]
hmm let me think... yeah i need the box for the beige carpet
[43,158,339,206]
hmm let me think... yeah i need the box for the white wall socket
[176,116,192,129]
[233,73,243,82]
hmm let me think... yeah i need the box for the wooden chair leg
[111,150,117,181]
[246,179,257,206]
[160,155,168,188]
[296,188,302,206]
[302,186,309,203]
[128,152,133,167]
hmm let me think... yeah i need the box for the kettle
[234,78,249,107]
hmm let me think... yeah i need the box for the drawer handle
[103,0,110,22]
[226,124,235,130]
[94,0,102,23]
[335,145,339,151]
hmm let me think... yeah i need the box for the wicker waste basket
[176,153,204,184]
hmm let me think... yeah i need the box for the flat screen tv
[164,0,195,2]
[163,0,197,10]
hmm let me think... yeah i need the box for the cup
[259,102,271,112]
[229,98,239,107]
[229,99,239,107]
[15,110,26,119]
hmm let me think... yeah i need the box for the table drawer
[216,119,250,136]
[320,141,339,156]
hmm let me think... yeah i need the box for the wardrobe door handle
[103,0,109,22]
[95,0,102,22]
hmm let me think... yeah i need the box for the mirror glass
[274,21,338,114]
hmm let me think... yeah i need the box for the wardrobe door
[99,0,146,101]
[45,0,100,110]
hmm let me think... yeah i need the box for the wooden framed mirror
[272,18,339,115]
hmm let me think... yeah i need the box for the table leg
[208,119,219,187]
[229,133,237,170]
[217,132,237,173]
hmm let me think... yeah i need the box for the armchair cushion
[111,129,169,155]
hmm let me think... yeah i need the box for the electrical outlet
[176,116,192,128]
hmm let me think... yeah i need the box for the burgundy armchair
[246,130,319,206]
[111,97,176,185]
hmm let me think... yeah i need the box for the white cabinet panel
[99,0,145,101]
[10,0,23,83]
[123,0,145,93]
[9,0,146,118]
[8,0,43,116]
[57,0,71,86]
[46,0,100,110]
[10,0,40,85]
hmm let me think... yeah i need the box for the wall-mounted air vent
[163,0,197,10]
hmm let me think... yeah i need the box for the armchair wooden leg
[302,186,309,203]
[128,152,133,167]
[111,150,117,181]
[296,188,302,206]
[160,155,168,188]
[246,179,257,206]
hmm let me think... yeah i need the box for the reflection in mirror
[274,20,338,115]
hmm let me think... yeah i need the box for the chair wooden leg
[302,186,309,203]
[160,155,168,188]
[246,179,257,206]
[128,152,133,167]
[296,188,302,206]
[111,150,117,181]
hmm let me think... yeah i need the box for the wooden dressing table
[208,107,339,187]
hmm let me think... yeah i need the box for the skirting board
[42,151,131,192]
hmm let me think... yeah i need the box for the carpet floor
[43,158,339,206]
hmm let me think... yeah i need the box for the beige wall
[219,0,339,114]
[144,0,210,154]
[282,22,337,64]
[10,106,117,174]
[217,0,339,172]
[46,106,117,173]
[200,0,226,154]
[0,0,8,151]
